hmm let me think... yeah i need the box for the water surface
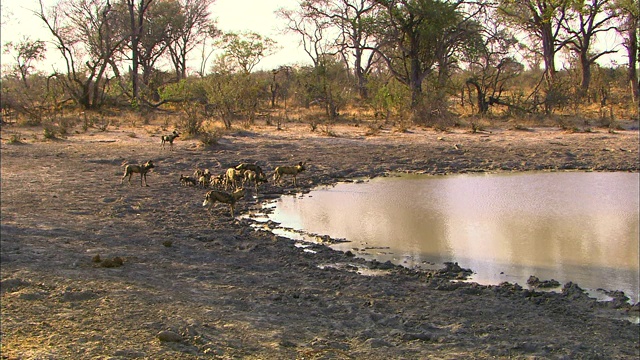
[261,172,639,303]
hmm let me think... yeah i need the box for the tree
[35,0,125,109]
[464,12,524,114]
[279,4,347,119]
[499,0,575,83]
[166,0,217,81]
[2,38,51,121]
[300,0,382,99]
[218,32,276,74]
[125,0,154,107]
[373,0,461,110]
[3,38,47,88]
[196,24,222,77]
[278,3,337,68]
[562,0,618,98]
[611,0,639,104]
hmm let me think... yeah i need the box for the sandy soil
[1,120,639,359]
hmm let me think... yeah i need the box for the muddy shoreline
[1,123,639,359]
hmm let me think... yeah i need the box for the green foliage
[218,32,276,74]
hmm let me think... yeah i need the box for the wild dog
[180,174,196,186]
[224,168,243,190]
[209,174,225,188]
[193,169,211,187]
[235,163,266,178]
[273,162,306,186]
[202,188,246,217]
[161,130,179,150]
[198,175,210,187]
[242,170,268,193]
[121,160,155,187]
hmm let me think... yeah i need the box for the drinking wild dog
[202,188,246,217]
[273,162,306,186]
[161,130,179,150]
[121,160,155,187]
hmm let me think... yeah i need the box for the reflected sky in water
[267,172,639,302]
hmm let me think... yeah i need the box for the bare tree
[166,0,217,81]
[125,0,154,107]
[278,3,347,118]
[300,0,382,99]
[197,24,222,77]
[278,4,337,68]
[35,0,125,109]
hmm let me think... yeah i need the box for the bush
[199,128,223,147]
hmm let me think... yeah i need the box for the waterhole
[254,171,639,303]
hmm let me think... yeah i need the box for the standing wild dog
[121,160,155,187]
[224,168,243,190]
[161,130,179,150]
[202,188,246,217]
[198,169,212,187]
[235,163,266,178]
[242,170,268,193]
[273,162,306,186]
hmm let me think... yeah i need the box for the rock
[157,330,183,343]
[100,256,124,268]
[527,275,560,288]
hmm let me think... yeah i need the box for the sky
[0,0,629,75]
[0,0,312,74]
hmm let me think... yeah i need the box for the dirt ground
[1,119,639,359]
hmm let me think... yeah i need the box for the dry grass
[2,100,637,144]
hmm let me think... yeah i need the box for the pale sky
[0,0,628,74]
[0,0,312,74]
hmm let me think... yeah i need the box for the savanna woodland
[1,0,639,359]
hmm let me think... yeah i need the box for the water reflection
[265,172,640,303]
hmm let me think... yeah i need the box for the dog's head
[203,191,212,207]
[173,130,179,137]
[145,160,155,169]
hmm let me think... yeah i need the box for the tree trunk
[409,56,422,109]
[580,49,591,100]
[466,79,488,114]
[353,47,368,99]
[628,14,639,104]
[128,3,139,106]
[541,21,556,83]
